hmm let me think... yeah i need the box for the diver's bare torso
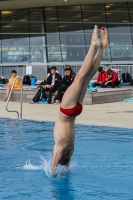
[54,112,75,151]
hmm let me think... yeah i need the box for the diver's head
[59,151,70,166]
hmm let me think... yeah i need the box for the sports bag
[0,77,9,84]
[23,75,31,85]
[33,89,42,103]
[122,72,133,83]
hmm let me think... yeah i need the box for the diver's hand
[51,167,58,178]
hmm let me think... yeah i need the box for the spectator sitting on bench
[65,65,76,77]
[41,66,62,104]
[54,67,75,104]
[2,70,21,102]
[92,66,107,87]
[101,69,120,88]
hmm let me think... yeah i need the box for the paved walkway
[0,101,133,128]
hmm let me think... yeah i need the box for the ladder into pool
[5,77,23,119]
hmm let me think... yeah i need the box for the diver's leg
[61,25,101,109]
[78,27,108,103]
[78,46,105,103]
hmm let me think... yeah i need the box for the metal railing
[5,77,23,119]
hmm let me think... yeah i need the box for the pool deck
[0,101,133,129]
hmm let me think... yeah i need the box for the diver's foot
[101,27,108,48]
[91,25,102,47]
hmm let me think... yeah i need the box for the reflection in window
[30,34,45,45]
[60,34,84,46]
[45,10,57,21]
[128,2,133,11]
[61,47,86,61]
[30,23,44,33]
[2,47,29,63]
[84,34,92,45]
[29,9,43,21]
[105,3,128,11]
[110,46,133,61]
[45,23,58,33]
[102,48,111,61]
[47,46,61,62]
[57,11,82,22]
[46,34,60,45]
[1,10,28,21]
[30,47,44,62]
[108,25,131,34]
[82,11,106,22]
[109,34,132,45]
[2,34,29,46]
[82,4,105,10]
[2,22,29,33]
[0,48,1,63]
[106,12,129,23]
[59,23,83,33]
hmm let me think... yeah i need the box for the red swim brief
[60,102,83,117]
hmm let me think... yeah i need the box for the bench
[0,87,133,105]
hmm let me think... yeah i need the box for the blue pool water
[0,118,133,200]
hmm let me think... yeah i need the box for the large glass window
[45,23,58,33]
[82,11,106,23]
[47,46,61,62]
[59,23,83,33]
[0,3,133,64]
[2,22,29,33]
[57,11,82,22]
[2,34,29,46]
[46,34,60,46]
[2,47,30,63]
[1,10,28,21]
[60,34,84,46]
[29,9,43,21]
[30,23,44,33]
[45,10,57,21]
[30,46,45,62]
[30,34,45,46]
[61,47,86,62]
[110,46,133,61]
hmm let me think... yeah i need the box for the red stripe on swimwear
[60,102,83,117]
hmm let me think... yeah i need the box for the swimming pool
[0,118,133,200]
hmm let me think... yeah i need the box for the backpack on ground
[122,72,133,83]
[23,75,31,85]
[33,89,43,103]
[0,77,9,84]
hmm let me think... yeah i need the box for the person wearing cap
[54,67,75,104]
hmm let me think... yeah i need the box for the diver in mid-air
[51,25,108,177]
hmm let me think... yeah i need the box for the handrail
[5,78,23,119]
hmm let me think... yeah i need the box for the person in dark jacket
[65,65,76,77]
[41,66,62,103]
[54,68,75,104]
[101,69,120,88]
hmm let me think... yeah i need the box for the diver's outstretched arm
[51,145,64,177]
